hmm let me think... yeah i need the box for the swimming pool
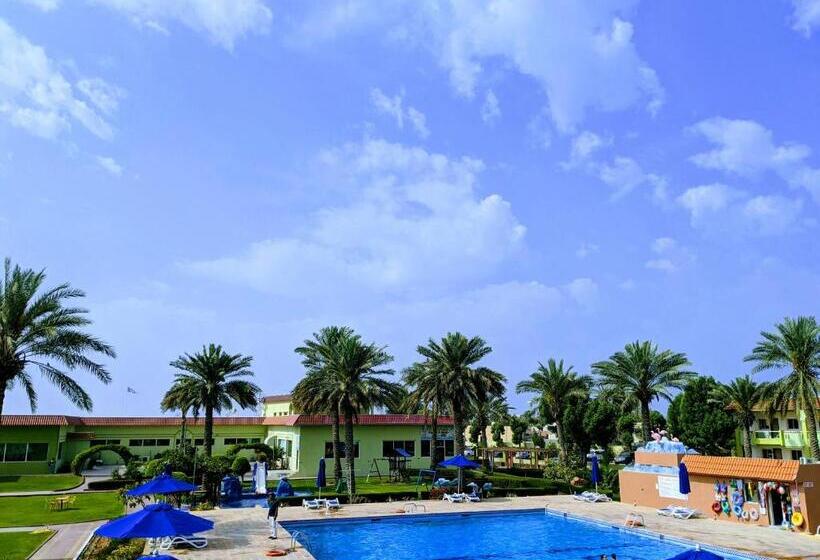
[220,491,312,508]
[282,509,759,560]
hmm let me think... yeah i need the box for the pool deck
[170,496,820,560]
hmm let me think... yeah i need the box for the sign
[657,476,688,501]
[803,481,814,488]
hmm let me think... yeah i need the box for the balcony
[783,430,804,448]
[752,430,783,446]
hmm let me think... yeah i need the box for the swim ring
[791,512,804,527]
[711,501,722,514]
[749,509,759,521]
[741,510,750,521]
[732,504,743,517]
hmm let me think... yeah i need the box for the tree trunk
[180,410,188,447]
[804,403,820,460]
[331,406,343,483]
[555,419,567,464]
[742,424,753,458]
[452,400,466,491]
[204,403,214,457]
[342,400,356,498]
[0,382,6,418]
[429,414,439,470]
[640,400,651,444]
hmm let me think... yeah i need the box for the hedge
[226,442,278,460]
[87,479,132,491]
[71,445,134,475]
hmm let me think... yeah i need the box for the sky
[1,0,819,417]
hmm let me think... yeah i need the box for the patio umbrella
[665,550,723,560]
[678,462,691,496]
[126,474,196,497]
[439,455,480,493]
[590,454,602,492]
[96,503,214,539]
[138,556,179,560]
[316,457,326,498]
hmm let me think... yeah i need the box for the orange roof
[751,398,820,412]
[682,455,800,482]
[0,415,263,427]
[263,414,454,427]
[262,394,292,404]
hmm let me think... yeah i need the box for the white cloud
[676,183,740,222]
[95,155,122,176]
[741,195,804,236]
[89,0,272,50]
[792,0,820,36]
[566,130,607,167]
[15,0,60,11]
[564,277,598,309]
[598,156,665,199]
[575,242,599,259]
[293,1,663,132]
[184,138,526,295]
[480,89,500,125]
[0,19,117,141]
[690,117,820,201]
[370,88,429,138]
[77,78,125,115]
[645,237,694,273]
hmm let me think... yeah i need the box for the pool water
[221,491,312,508]
[282,510,755,560]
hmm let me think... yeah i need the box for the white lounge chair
[442,493,464,503]
[303,499,321,510]
[574,491,610,503]
[656,505,677,516]
[159,535,208,550]
[464,492,481,503]
[325,498,341,511]
[671,507,698,519]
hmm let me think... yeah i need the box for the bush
[71,445,134,475]
[87,479,132,491]
[143,459,164,478]
[79,537,144,560]
[150,447,196,476]
[231,456,251,478]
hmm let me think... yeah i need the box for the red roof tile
[263,414,453,427]
[0,415,263,427]
[0,415,74,427]
[682,455,800,482]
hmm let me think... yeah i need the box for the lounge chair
[442,493,464,503]
[464,492,481,502]
[671,507,698,519]
[303,499,321,510]
[159,535,208,550]
[325,498,341,511]
[574,491,611,503]
[656,505,678,516]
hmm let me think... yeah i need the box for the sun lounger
[442,493,464,503]
[303,499,321,509]
[464,492,481,502]
[325,498,341,511]
[657,505,694,517]
[573,491,611,503]
[671,507,698,519]
[159,535,208,550]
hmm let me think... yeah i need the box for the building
[737,400,820,461]
[0,395,455,478]
[619,447,820,533]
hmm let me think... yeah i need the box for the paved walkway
[168,496,820,560]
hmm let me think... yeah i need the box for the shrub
[143,459,164,478]
[71,445,134,475]
[231,456,251,478]
[79,537,145,560]
[87,479,131,491]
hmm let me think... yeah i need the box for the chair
[656,505,677,516]
[671,507,698,520]
[159,535,208,550]
[46,499,58,512]
[325,498,341,512]
[465,492,481,503]
[64,495,77,508]
[442,493,464,503]
[303,499,321,510]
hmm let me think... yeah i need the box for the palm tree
[416,333,505,488]
[161,377,200,448]
[403,361,450,469]
[713,376,769,457]
[0,258,115,416]
[169,344,260,457]
[745,316,820,459]
[293,326,354,483]
[469,394,509,452]
[516,359,591,464]
[593,341,695,443]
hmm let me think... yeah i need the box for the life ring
[733,504,743,518]
[749,509,759,521]
[791,512,804,527]
[721,501,730,514]
[741,510,750,521]
[266,550,288,557]
[711,502,722,514]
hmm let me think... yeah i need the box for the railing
[783,430,804,448]
[752,430,782,444]
[289,530,311,553]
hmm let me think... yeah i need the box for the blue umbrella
[126,474,196,497]
[316,457,326,497]
[96,503,213,539]
[438,455,480,469]
[679,462,691,495]
[138,556,179,560]
[590,454,602,491]
[665,549,723,560]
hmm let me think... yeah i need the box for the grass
[0,530,54,560]
[0,474,84,493]
[0,492,124,528]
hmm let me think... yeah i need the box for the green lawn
[0,492,124,528]
[0,530,54,560]
[0,474,84,493]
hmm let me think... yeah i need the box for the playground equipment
[367,448,411,482]
[252,461,268,495]
[220,475,242,502]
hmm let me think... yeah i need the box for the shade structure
[439,455,480,469]
[126,474,196,497]
[316,457,326,497]
[590,455,602,490]
[138,556,179,560]
[665,550,723,560]
[96,503,213,539]
[678,462,691,495]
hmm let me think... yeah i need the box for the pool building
[0,394,456,477]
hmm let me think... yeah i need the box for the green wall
[0,426,61,474]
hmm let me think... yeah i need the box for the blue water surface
[282,510,754,560]
[221,491,312,508]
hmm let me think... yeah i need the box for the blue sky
[1,0,819,416]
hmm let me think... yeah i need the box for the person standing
[267,493,281,539]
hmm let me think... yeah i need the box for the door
[768,489,784,526]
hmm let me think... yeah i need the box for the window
[175,439,192,446]
[770,419,780,431]
[762,448,783,459]
[4,443,27,462]
[787,418,799,430]
[791,450,803,460]
[156,439,170,446]
[757,419,769,430]
[224,438,249,445]
[250,438,261,444]
[90,439,120,446]
[27,443,48,461]
[324,442,358,458]
[193,438,215,446]
[129,439,143,447]
[142,439,157,446]
[57,442,64,460]
[382,440,415,457]
[421,440,454,457]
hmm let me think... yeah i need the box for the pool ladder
[289,530,312,553]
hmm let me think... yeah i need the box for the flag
[127,387,137,394]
